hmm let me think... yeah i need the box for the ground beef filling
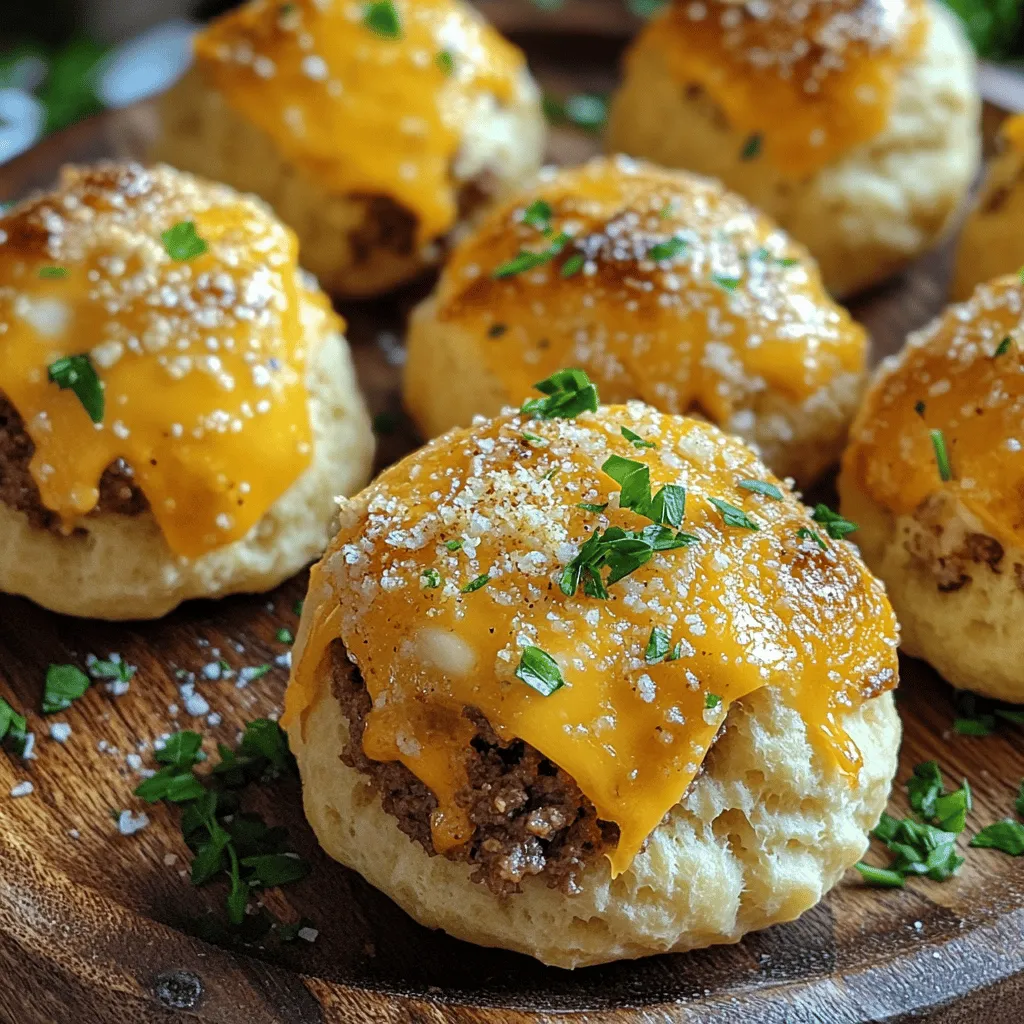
[331,641,619,897]
[0,392,148,530]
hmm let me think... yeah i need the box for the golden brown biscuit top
[286,401,898,876]
[433,157,866,425]
[844,275,1024,550]
[0,162,330,557]
[633,0,927,175]
[194,0,528,244]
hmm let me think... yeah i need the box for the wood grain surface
[1,8,1023,1023]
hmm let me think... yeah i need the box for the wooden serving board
[1,8,1024,1022]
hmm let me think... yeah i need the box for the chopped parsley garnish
[970,820,1024,856]
[275,628,294,645]
[135,721,309,928]
[601,455,687,528]
[292,599,304,616]
[709,497,759,531]
[363,0,402,39]
[461,574,490,593]
[161,220,208,261]
[994,336,1013,357]
[712,274,741,292]
[914,400,926,417]
[39,266,68,279]
[931,428,952,482]
[666,640,684,661]
[521,432,548,447]
[811,503,857,540]
[645,627,671,664]
[740,132,763,160]
[648,236,687,262]
[493,231,571,279]
[422,568,442,588]
[445,540,463,552]
[704,693,722,710]
[434,49,455,75]
[515,646,566,696]
[855,762,971,887]
[521,198,553,232]
[521,368,599,420]
[621,425,657,449]
[561,252,586,278]
[954,691,1024,736]
[48,353,104,424]
[797,527,827,551]
[89,657,136,684]
[577,501,608,513]
[738,479,783,501]
[42,664,91,714]
[0,697,28,756]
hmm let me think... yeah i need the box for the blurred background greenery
[0,0,1022,164]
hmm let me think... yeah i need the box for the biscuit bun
[286,396,901,968]
[840,275,1024,701]
[404,156,869,488]
[607,0,980,298]
[952,114,1024,301]
[151,0,545,298]
[0,162,374,620]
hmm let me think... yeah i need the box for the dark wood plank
[1,14,1023,1024]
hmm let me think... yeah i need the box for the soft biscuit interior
[287,401,899,884]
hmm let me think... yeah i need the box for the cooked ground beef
[331,641,618,897]
[0,392,147,530]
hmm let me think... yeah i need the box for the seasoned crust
[331,640,618,897]
[0,392,148,530]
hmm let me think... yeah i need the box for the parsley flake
[811,503,857,540]
[515,646,566,696]
[521,198,553,232]
[621,425,657,449]
[461,574,490,594]
[43,664,91,714]
[740,132,763,160]
[797,527,827,551]
[704,693,722,710]
[712,274,741,292]
[645,627,671,664]
[435,49,455,75]
[422,568,442,588]
[494,231,571,279]
[0,697,28,756]
[39,266,68,279]
[275,628,294,645]
[521,431,548,447]
[445,540,463,552]
[561,252,585,278]
[521,368,599,420]
[648,236,687,262]
[363,0,402,39]
[601,455,686,528]
[970,820,1024,856]
[709,497,759,531]
[576,502,608,513]
[995,336,1013,358]
[161,220,208,261]
[738,479,783,501]
[48,353,104,423]
[931,428,952,482]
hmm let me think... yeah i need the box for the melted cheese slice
[194,0,527,245]
[844,275,1024,550]
[634,0,926,177]
[286,405,898,876]
[0,163,329,558]
[433,157,866,425]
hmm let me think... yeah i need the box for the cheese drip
[633,0,927,176]
[286,405,898,876]
[0,162,327,558]
[194,0,527,246]
[433,157,866,425]
[844,275,1024,550]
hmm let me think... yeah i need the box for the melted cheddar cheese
[632,0,927,176]
[0,162,329,558]
[843,275,1024,551]
[433,157,866,426]
[194,0,528,246]
[286,404,898,877]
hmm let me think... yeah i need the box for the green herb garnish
[461,574,490,594]
[811,503,858,540]
[39,266,68,279]
[435,49,455,75]
[995,336,1013,357]
[648,236,687,262]
[363,0,402,39]
[161,220,208,261]
[521,368,599,420]
[577,501,608,513]
[275,628,294,645]
[704,693,722,710]
[494,231,571,279]
[740,132,763,160]
[515,646,566,696]
[712,274,741,292]
[521,198,553,232]
[445,540,463,552]
[970,820,1024,856]
[0,697,28,755]
[621,425,657,450]
[709,497,759,531]
[561,252,585,278]
[422,568,442,588]
[738,479,783,501]
[48,354,104,424]
[521,432,548,447]
[931,429,952,482]
[42,664,91,714]
[797,527,827,551]
[645,627,671,664]
[601,455,686,528]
